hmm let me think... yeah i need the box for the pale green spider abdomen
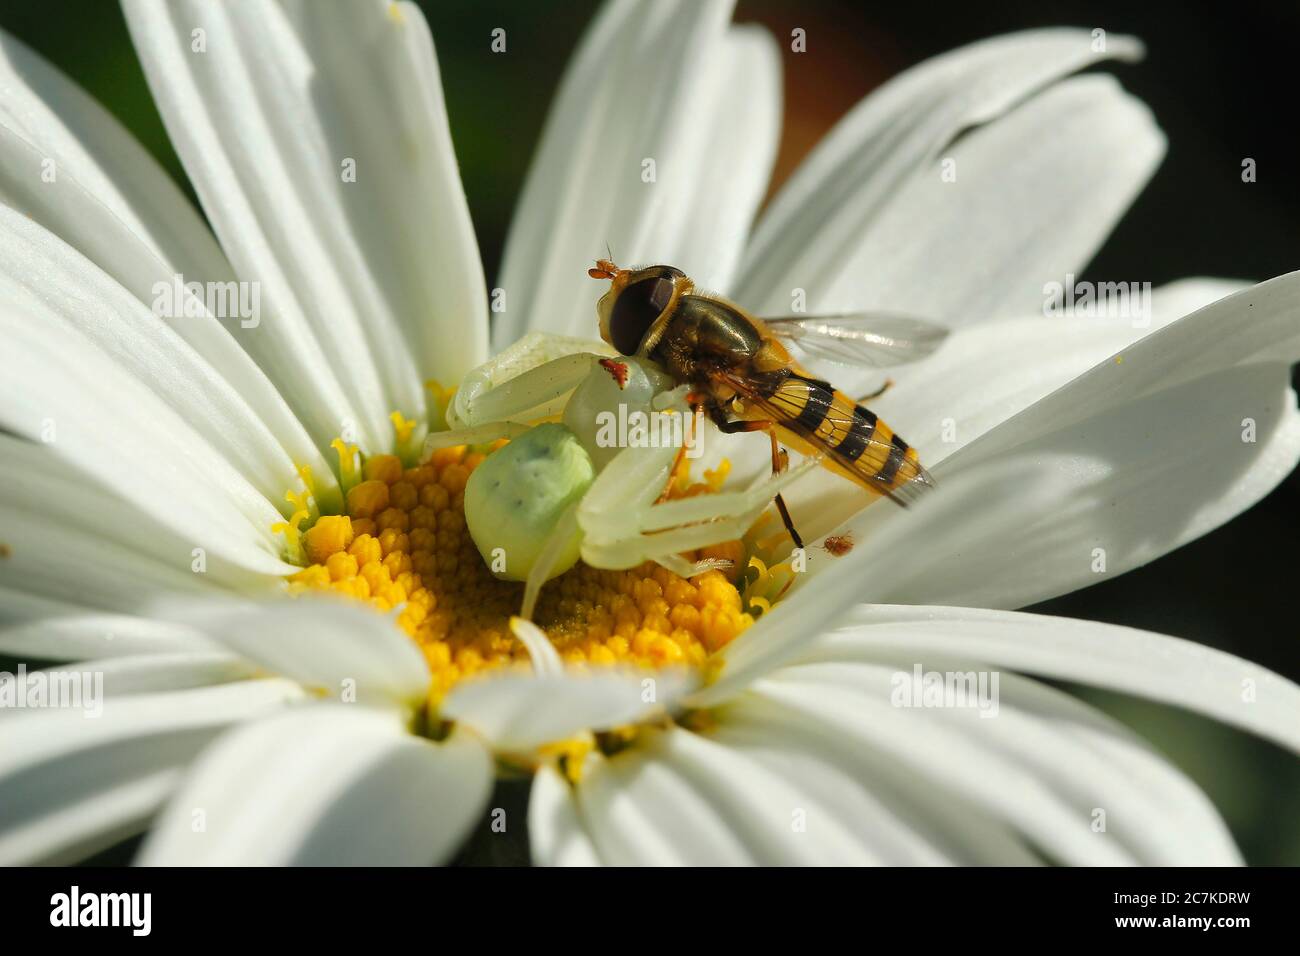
[463,423,595,582]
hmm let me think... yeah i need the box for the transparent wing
[762,312,949,367]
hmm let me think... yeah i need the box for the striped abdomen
[746,367,933,505]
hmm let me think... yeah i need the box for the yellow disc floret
[288,445,754,700]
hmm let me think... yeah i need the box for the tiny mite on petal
[821,533,854,557]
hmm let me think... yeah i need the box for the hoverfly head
[595,263,688,355]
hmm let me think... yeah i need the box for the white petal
[304,0,489,388]
[43,652,258,697]
[0,498,231,613]
[711,696,1039,864]
[0,49,336,495]
[0,678,302,865]
[2,770,180,867]
[801,604,1300,756]
[745,668,1136,864]
[696,458,1059,701]
[579,724,878,864]
[0,205,338,512]
[758,661,1239,864]
[0,26,230,286]
[576,736,760,865]
[123,0,488,449]
[442,667,694,752]
[1142,277,1252,321]
[0,592,218,661]
[737,29,1153,318]
[623,24,781,296]
[770,75,1161,321]
[0,311,292,579]
[894,376,1299,612]
[495,0,781,346]
[871,283,1242,465]
[527,764,602,866]
[156,597,431,712]
[0,433,250,599]
[137,706,492,866]
[511,617,564,677]
[959,271,1300,457]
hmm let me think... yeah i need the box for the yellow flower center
[286,445,755,700]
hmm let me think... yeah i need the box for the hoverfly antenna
[588,257,621,280]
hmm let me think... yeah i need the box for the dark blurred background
[1,0,1296,863]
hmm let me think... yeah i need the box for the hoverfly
[589,259,945,548]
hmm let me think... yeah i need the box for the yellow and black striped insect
[590,259,945,549]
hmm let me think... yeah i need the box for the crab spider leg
[579,431,682,518]
[520,501,582,620]
[600,454,821,535]
[454,352,602,427]
[576,383,691,495]
[421,420,533,459]
[450,331,608,428]
[580,491,775,570]
[594,450,816,531]
[579,454,822,572]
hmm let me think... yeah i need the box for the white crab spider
[424,332,819,618]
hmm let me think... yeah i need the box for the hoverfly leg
[652,398,708,504]
[710,413,806,551]
[856,378,894,403]
[656,440,691,504]
[772,495,804,551]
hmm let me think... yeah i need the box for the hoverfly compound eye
[609,267,683,355]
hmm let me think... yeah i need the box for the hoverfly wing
[711,367,934,507]
[762,312,948,368]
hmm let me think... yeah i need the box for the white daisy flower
[1,0,1297,866]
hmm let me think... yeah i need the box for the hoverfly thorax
[593,262,690,356]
